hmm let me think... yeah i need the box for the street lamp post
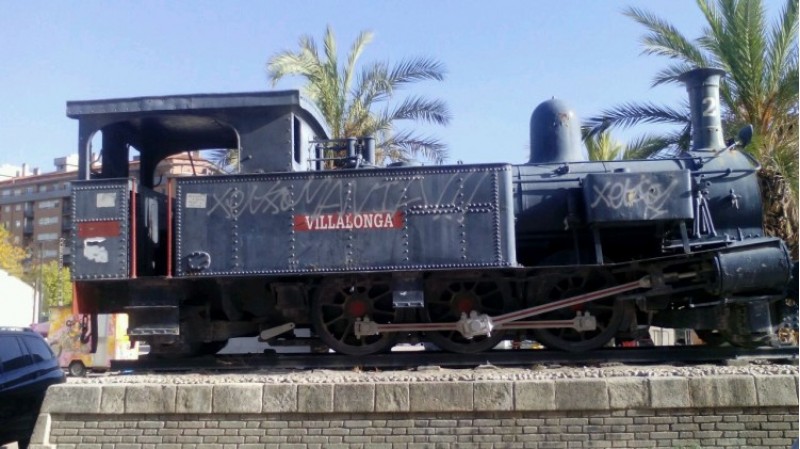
[31,242,44,323]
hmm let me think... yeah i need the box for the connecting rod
[355,276,652,338]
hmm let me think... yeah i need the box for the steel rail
[111,345,798,373]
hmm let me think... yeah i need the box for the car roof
[0,326,40,335]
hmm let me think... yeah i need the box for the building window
[15,220,21,228]
[1,190,9,197]
[38,216,59,226]
[39,200,59,209]
[39,185,47,192]
[13,189,21,196]
[26,186,34,194]
[15,204,21,211]
[2,206,8,212]
[13,236,20,244]
[42,249,58,258]
[37,233,58,241]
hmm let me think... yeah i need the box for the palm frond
[652,62,702,86]
[772,57,799,110]
[207,148,240,173]
[387,58,446,86]
[624,6,709,65]
[584,132,624,161]
[351,61,391,107]
[584,102,691,138]
[623,134,677,159]
[322,25,338,76]
[387,96,452,126]
[380,129,449,164]
[267,50,322,87]
[766,0,799,92]
[342,30,373,95]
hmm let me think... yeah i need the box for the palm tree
[584,0,798,255]
[266,26,451,165]
[582,129,675,161]
[584,131,625,161]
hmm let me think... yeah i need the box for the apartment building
[0,153,218,266]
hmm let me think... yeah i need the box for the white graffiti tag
[590,175,679,219]
[205,172,491,221]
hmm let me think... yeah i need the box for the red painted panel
[77,220,121,238]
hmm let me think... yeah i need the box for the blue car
[0,327,65,449]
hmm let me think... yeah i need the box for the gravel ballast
[68,362,798,385]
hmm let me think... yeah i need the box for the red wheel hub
[346,298,369,317]
[454,294,477,314]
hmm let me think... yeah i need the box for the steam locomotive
[68,68,794,356]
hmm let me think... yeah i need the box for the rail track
[110,345,798,373]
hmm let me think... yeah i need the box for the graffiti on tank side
[206,171,490,220]
[590,175,679,219]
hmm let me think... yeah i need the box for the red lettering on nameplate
[293,211,404,231]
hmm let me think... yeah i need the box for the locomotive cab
[67,91,332,350]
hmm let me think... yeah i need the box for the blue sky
[0,1,780,170]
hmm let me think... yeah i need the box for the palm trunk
[758,168,799,259]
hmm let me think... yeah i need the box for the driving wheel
[422,275,513,353]
[311,276,409,355]
[530,268,623,352]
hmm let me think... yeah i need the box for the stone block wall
[29,374,799,449]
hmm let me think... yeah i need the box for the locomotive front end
[512,67,793,348]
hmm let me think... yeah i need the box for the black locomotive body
[68,69,794,356]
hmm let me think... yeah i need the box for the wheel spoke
[322,303,344,312]
[338,322,354,342]
[325,315,346,327]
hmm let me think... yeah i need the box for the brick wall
[30,374,799,449]
[43,408,797,449]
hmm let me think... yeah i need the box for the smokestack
[678,68,726,151]
[363,136,376,165]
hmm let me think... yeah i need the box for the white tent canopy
[0,269,35,327]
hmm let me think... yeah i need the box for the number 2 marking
[702,97,717,116]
